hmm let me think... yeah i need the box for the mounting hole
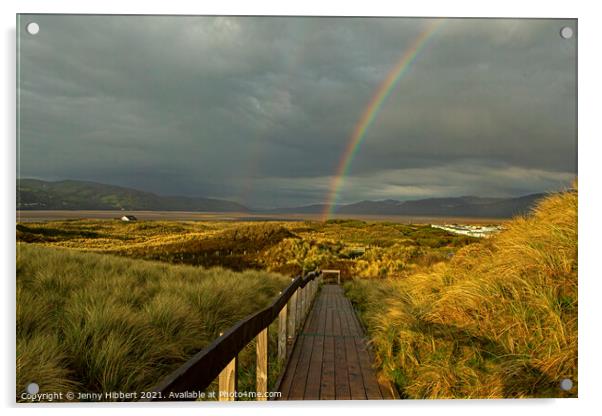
[560,378,573,391]
[560,26,573,39]
[26,22,40,35]
[26,382,39,394]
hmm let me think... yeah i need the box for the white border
[2,1,601,416]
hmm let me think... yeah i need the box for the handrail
[141,269,322,401]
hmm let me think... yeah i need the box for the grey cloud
[18,15,576,207]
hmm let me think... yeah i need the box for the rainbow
[322,19,445,220]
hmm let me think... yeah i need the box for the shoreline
[16,210,509,225]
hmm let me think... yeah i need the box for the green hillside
[17,179,248,212]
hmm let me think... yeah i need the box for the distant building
[121,215,137,222]
[431,223,502,238]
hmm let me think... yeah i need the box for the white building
[431,224,502,238]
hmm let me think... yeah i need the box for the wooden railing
[141,270,323,401]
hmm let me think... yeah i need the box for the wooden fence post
[300,286,305,319]
[295,287,301,330]
[306,283,311,314]
[304,284,308,317]
[218,356,237,401]
[256,328,268,401]
[288,289,297,341]
[278,304,287,363]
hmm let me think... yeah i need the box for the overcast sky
[18,15,576,208]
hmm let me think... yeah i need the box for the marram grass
[16,245,289,401]
[345,186,577,398]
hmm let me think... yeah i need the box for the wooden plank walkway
[277,285,396,400]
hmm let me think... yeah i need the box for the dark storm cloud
[17,16,576,207]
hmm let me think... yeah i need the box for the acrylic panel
[16,15,577,402]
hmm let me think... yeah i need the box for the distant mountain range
[16,179,249,212]
[17,178,547,218]
[266,194,547,218]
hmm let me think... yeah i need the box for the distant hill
[16,179,249,212]
[17,178,548,218]
[268,194,548,218]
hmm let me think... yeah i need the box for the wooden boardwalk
[278,285,396,400]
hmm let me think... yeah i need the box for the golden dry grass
[17,220,477,278]
[345,186,577,398]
